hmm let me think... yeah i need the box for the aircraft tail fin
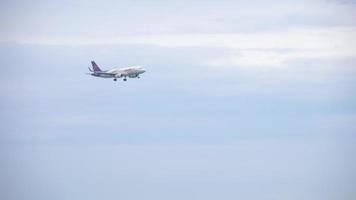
[91,61,102,72]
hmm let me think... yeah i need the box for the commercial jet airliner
[88,61,146,81]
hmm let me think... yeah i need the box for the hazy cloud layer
[1,0,356,200]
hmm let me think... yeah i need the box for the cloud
[14,26,355,48]
[13,26,356,67]
[2,0,356,38]
[208,48,356,68]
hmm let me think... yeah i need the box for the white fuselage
[107,66,145,78]
[91,66,146,79]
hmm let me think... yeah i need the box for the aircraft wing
[95,72,116,75]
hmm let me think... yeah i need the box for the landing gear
[123,78,127,81]
[137,76,140,79]
[113,78,117,81]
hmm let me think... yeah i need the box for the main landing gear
[113,77,129,82]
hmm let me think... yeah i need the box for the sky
[0,0,356,200]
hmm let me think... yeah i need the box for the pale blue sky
[0,0,356,200]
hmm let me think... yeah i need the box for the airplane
[87,61,146,81]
